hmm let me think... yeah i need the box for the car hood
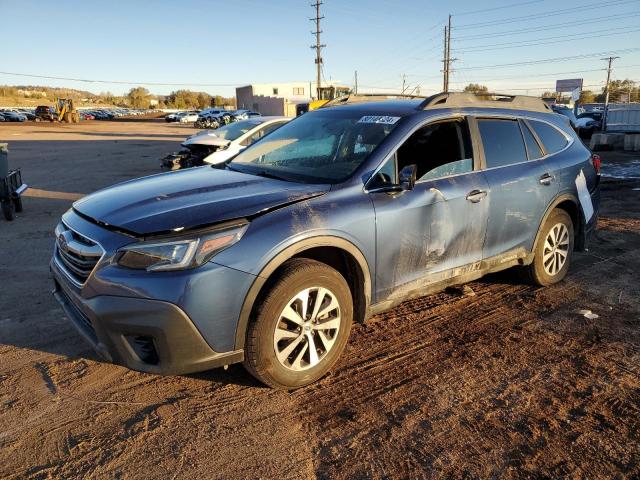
[182,131,231,147]
[73,167,329,236]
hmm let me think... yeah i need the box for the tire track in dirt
[292,218,640,479]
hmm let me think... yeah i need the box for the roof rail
[320,93,429,108]
[417,92,552,113]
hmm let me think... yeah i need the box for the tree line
[462,80,638,103]
[0,84,236,109]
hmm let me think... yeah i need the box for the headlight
[116,222,248,272]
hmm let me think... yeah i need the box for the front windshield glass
[229,110,401,183]
[212,120,262,140]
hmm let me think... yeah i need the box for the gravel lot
[1,120,639,479]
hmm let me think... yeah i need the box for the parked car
[198,108,227,120]
[177,112,200,123]
[552,105,598,138]
[161,117,290,169]
[0,110,27,122]
[576,111,602,137]
[0,114,5,122]
[35,105,57,121]
[200,116,290,166]
[80,112,95,120]
[51,92,600,389]
[17,109,36,120]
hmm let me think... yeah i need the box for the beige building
[236,82,314,117]
[236,81,349,117]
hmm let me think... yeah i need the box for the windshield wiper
[252,170,290,182]
[225,163,242,172]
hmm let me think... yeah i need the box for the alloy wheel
[542,222,570,276]
[273,287,341,371]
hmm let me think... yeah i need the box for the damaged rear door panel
[476,116,560,260]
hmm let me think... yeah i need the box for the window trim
[524,117,570,157]
[518,119,544,161]
[364,114,478,192]
[472,113,574,172]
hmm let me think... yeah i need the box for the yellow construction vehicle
[296,86,352,115]
[54,98,80,123]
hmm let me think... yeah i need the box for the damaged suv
[51,92,600,389]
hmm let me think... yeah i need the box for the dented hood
[182,131,230,148]
[73,167,328,236]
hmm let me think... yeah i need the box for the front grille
[54,222,104,286]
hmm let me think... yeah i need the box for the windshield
[229,110,400,183]
[212,119,263,140]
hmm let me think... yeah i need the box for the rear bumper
[52,274,243,375]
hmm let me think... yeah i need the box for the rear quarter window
[529,120,569,154]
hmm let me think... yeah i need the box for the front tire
[523,209,574,286]
[244,259,353,389]
[1,199,16,221]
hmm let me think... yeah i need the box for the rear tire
[522,209,574,286]
[244,259,353,389]
[1,199,16,221]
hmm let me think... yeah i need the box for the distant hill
[0,85,121,107]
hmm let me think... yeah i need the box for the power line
[451,0,546,16]
[453,11,640,40]
[0,71,240,87]
[452,26,640,53]
[437,64,640,83]
[454,0,639,29]
[453,48,640,71]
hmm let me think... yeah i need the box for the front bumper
[52,272,243,375]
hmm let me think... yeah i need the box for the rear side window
[529,120,568,154]
[477,119,527,168]
[520,121,543,160]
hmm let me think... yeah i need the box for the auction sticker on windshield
[358,115,401,125]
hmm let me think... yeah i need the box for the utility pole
[447,14,452,91]
[602,56,619,131]
[442,15,456,93]
[442,25,448,92]
[354,70,358,95]
[310,2,325,100]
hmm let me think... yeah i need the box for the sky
[1,0,639,98]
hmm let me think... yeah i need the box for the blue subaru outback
[51,93,600,388]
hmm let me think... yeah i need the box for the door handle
[539,173,553,186]
[466,189,487,203]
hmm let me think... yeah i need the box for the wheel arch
[233,236,372,350]
[532,193,584,255]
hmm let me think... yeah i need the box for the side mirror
[398,164,417,191]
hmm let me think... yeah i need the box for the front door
[369,117,490,301]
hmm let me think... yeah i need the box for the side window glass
[371,153,397,187]
[396,120,473,182]
[477,119,528,168]
[520,121,543,160]
[529,120,568,154]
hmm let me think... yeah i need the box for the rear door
[369,117,490,301]
[475,116,559,260]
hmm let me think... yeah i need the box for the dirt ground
[1,120,639,479]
